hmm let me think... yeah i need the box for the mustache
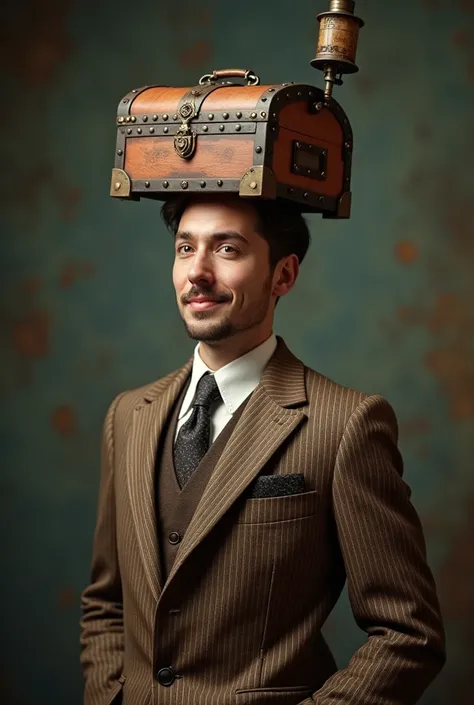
[181,287,233,305]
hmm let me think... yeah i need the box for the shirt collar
[178,334,277,420]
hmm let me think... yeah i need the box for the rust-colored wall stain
[397,131,474,420]
[355,77,376,97]
[59,261,96,289]
[179,39,213,69]
[395,241,419,264]
[2,162,82,225]
[425,348,474,420]
[1,0,74,88]
[57,184,82,222]
[51,406,76,436]
[58,586,76,609]
[21,277,42,297]
[399,417,432,439]
[12,311,50,358]
[453,29,473,46]
[196,9,212,26]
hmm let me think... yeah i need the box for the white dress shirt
[176,334,277,443]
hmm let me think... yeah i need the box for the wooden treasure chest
[110,68,354,218]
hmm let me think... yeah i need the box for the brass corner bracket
[110,168,131,197]
[239,166,277,199]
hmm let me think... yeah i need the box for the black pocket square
[247,474,306,499]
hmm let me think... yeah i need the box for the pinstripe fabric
[80,338,445,705]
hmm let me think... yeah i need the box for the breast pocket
[236,490,319,524]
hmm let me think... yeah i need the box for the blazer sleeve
[80,393,125,705]
[307,395,446,705]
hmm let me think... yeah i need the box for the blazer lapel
[164,339,308,589]
[127,360,192,601]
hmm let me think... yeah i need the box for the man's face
[172,198,277,344]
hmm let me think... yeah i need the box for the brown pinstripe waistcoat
[80,338,445,705]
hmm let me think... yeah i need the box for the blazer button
[168,531,181,545]
[157,666,176,686]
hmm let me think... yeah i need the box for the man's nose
[187,251,214,285]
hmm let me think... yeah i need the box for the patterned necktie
[174,372,222,489]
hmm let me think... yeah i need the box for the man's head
[162,194,310,351]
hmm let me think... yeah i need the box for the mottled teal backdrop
[1,0,473,703]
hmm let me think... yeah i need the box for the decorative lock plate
[174,100,197,159]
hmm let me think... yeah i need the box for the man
[80,195,446,705]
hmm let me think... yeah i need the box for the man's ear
[272,254,299,298]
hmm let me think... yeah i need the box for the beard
[181,275,272,343]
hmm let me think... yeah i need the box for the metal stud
[219,125,225,131]
[303,192,309,198]
[137,127,142,134]
[149,127,155,133]
[163,126,169,133]
[163,114,169,121]
[250,112,257,119]
[268,87,275,92]
[199,180,206,188]
[122,99,129,104]
[153,114,158,121]
[223,112,229,119]
[202,125,209,132]
[126,116,131,122]
[208,113,214,120]
[249,181,257,190]
[255,146,262,153]
[163,181,169,188]
[236,111,242,118]
[235,124,241,131]
[114,181,121,190]
[181,181,188,189]
[217,180,223,187]
[321,171,326,177]
[127,128,132,134]
[173,114,178,120]
[117,117,125,124]
[143,115,148,122]
[117,149,123,156]
[132,89,137,93]
[297,91,302,97]
[260,111,267,118]
[131,116,136,123]
[261,97,267,102]
[145,181,150,188]
[319,196,324,203]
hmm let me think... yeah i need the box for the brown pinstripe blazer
[80,338,445,705]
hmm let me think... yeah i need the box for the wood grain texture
[125,136,254,180]
[131,85,266,116]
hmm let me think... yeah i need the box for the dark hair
[161,195,311,268]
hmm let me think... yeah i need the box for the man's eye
[177,245,192,254]
[219,245,236,254]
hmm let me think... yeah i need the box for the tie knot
[193,372,221,410]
